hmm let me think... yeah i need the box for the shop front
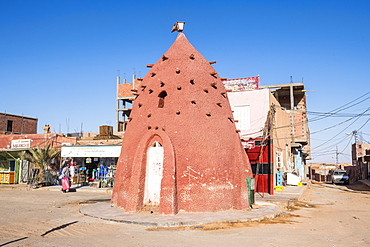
[0,149,30,184]
[61,145,121,187]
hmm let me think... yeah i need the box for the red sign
[222,76,260,92]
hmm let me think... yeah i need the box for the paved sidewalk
[359,179,370,188]
[0,182,310,227]
[255,182,310,206]
[0,183,113,194]
[79,183,310,227]
[39,184,113,194]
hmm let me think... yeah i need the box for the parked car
[331,170,349,185]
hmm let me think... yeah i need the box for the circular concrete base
[80,201,281,227]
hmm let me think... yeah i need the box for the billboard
[222,76,260,92]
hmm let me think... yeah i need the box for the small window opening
[221,92,227,98]
[204,89,209,93]
[151,141,162,147]
[160,82,165,87]
[141,85,147,91]
[211,84,217,89]
[151,72,156,77]
[191,101,196,104]
[177,86,182,90]
[7,120,13,132]
[217,103,222,107]
[162,55,168,61]
[211,72,217,78]
[148,126,152,130]
[158,91,167,108]
[189,54,195,60]
[206,113,211,117]
[147,114,151,118]
[228,118,234,123]
[176,69,180,74]
[149,89,153,94]
[176,111,181,115]
[190,79,195,85]
[138,103,143,108]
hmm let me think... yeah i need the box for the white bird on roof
[171,21,185,33]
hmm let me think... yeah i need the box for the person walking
[60,163,71,193]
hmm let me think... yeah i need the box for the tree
[23,144,61,182]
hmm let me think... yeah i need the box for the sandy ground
[0,182,369,247]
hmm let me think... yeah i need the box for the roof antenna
[171,21,185,33]
[290,76,293,83]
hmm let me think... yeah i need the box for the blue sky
[1,0,369,163]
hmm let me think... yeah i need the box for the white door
[144,141,164,206]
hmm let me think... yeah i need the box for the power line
[340,134,353,153]
[311,114,361,151]
[308,110,370,117]
[311,108,370,134]
[309,91,370,122]
[357,116,370,132]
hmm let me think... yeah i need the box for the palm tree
[23,144,61,182]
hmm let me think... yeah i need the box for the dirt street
[0,182,369,247]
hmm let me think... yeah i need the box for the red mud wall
[112,33,253,214]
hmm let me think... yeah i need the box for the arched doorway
[143,141,164,208]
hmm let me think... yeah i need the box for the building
[228,88,290,194]
[112,32,253,214]
[351,142,370,180]
[260,83,311,180]
[307,163,354,183]
[60,125,122,185]
[116,77,143,132]
[226,81,310,194]
[0,112,37,134]
[0,122,122,185]
[0,132,77,184]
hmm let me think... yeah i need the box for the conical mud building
[112,32,253,215]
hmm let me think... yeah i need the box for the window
[7,120,13,132]
[158,91,167,108]
[232,105,251,130]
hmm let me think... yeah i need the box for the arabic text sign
[11,139,31,149]
[223,76,260,92]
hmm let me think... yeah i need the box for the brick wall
[0,133,77,149]
[0,113,37,134]
[117,80,142,97]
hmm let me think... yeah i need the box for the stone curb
[79,201,281,227]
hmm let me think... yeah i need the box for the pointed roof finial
[171,21,185,33]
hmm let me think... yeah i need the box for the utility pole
[353,130,363,180]
[353,130,359,165]
[290,82,295,143]
[336,146,339,168]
